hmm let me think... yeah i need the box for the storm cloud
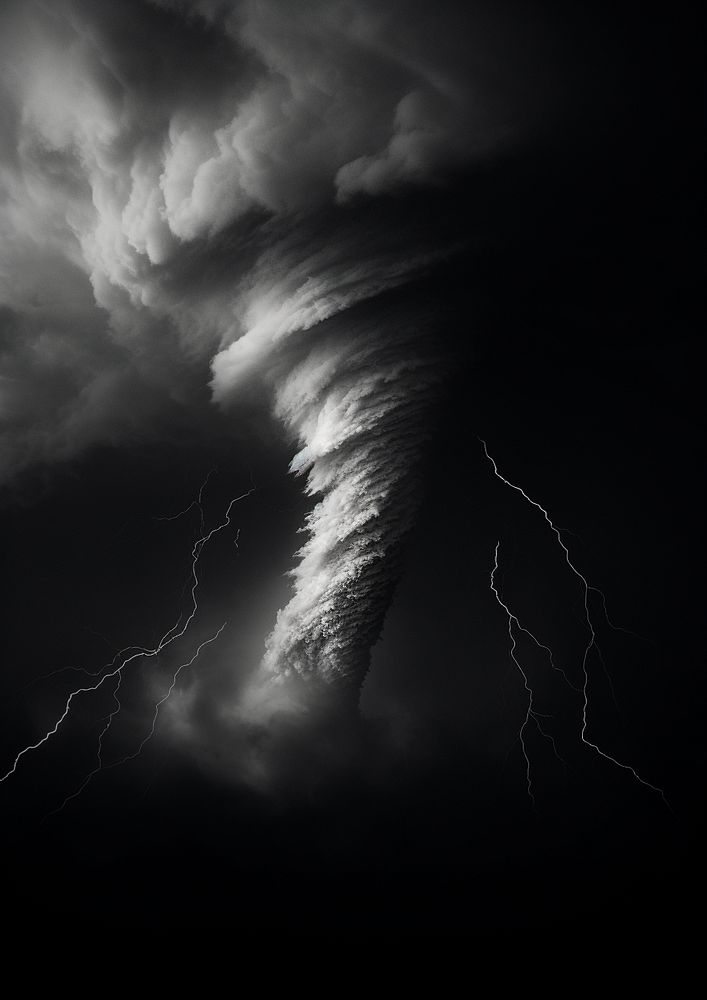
[0,0,567,714]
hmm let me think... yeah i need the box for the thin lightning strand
[111,622,227,768]
[18,474,219,697]
[17,642,155,694]
[0,489,254,785]
[154,469,218,619]
[590,586,652,645]
[81,626,113,648]
[533,715,567,767]
[490,543,534,805]
[490,541,565,808]
[49,672,127,814]
[594,639,620,710]
[509,608,580,693]
[48,623,228,814]
[89,487,249,753]
[156,468,216,532]
[480,438,670,809]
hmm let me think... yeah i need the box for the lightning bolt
[48,622,228,814]
[17,641,155,695]
[156,468,216,534]
[480,437,670,810]
[490,541,566,808]
[0,486,254,787]
[112,622,227,767]
[18,471,219,697]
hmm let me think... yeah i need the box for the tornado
[212,237,448,698]
[0,0,535,730]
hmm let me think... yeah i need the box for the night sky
[0,1,704,937]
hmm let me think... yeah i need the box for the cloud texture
[1,0,550,479]
[0,0,553,702]
[212,234,449,689]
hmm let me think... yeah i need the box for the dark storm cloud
[0,0,574,727]
[0,0,565,481]
[0,0,244,477]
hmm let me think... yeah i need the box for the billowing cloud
[0,0,561,722]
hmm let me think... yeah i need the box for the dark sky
[0,1,704,937]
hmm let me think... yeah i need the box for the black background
[0,3,704,936]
